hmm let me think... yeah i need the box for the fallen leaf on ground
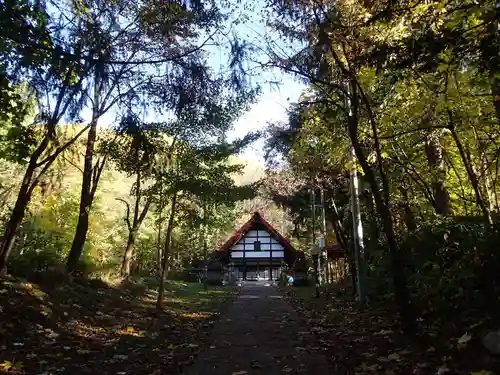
[457,332,472,344]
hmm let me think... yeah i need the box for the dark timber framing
[243,232,246,280]
[217,212,300,281]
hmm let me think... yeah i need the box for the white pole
[320,187,327,283]
[311,187,320,297]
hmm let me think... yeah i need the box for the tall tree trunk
[157,192,178,309]
[328,200,357,292]
[399,186,417,231]
[121,230,137,278]
[202,200,208,291]
[119,171,151,278]
[492,74,500,125]
[66,66,106,273]
[309,15,414,328]
[482,149,499,215]
[0,134,50,275]
[0,177,34,275]
[363,191,380,243]
[120,201,151,278]
[425,130,452,216]
[156,222,162,276]
[0,70,89,276]
[350,79,416,333]
[66,119,97,273]
[448,123,492,226]
[485,170,499,215]
[351,138,416,332]
[328,210,347,252]
[156,184,163,276]
[486,1,500,125]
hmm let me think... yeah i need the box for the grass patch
[126,276,236,313]
[165,281,233,313]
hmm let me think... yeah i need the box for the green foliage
[7,244,62,276]
[404,217,500,301]
[134,233,159,275]
[0,0,267,276]
[0,83,38,164]
[347,215,500,333]
[262,0,500,332]
[0,119,266,278]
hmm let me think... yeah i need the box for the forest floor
[0,276,236,375]
[281,285,500,375]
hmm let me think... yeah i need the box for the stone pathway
[185,282,333,375]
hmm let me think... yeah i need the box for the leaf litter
[0,276,235,375]
[281,286,500,375]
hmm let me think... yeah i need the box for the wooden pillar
[269,240,273,281]
[243,238,247,280]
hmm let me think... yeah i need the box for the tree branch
[91,154,108,199]
[63,154,84,174]
[137,199,152,227]
[381,125,451,140]
[36,125,90,167]
[2,28,218,67]
[116,198,132,231]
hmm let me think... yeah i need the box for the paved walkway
[185,282,333,375]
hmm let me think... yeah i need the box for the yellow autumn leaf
[471,371,493,375]
[122,327,144,337]
[0,361,13,370]
[0,361,21,370]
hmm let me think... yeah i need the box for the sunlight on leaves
[0,360,23,370]
[181,312,212,319]
[120,327,145,337]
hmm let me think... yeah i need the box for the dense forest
[0,0,301,312]
[0,123,274,274]
[1,0,500,361]
[259,0,500,335]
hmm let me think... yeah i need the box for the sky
[226,77,305,165]
[78,0,307,167]
[217,1,307,165]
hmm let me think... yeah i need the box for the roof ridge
[217,211,295,253]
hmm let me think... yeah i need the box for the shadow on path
[186,282,333,374]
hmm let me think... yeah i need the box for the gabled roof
[217,212,296,253]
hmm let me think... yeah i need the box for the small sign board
[318,237,325,248]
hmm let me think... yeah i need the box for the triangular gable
[218,212,296,253]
